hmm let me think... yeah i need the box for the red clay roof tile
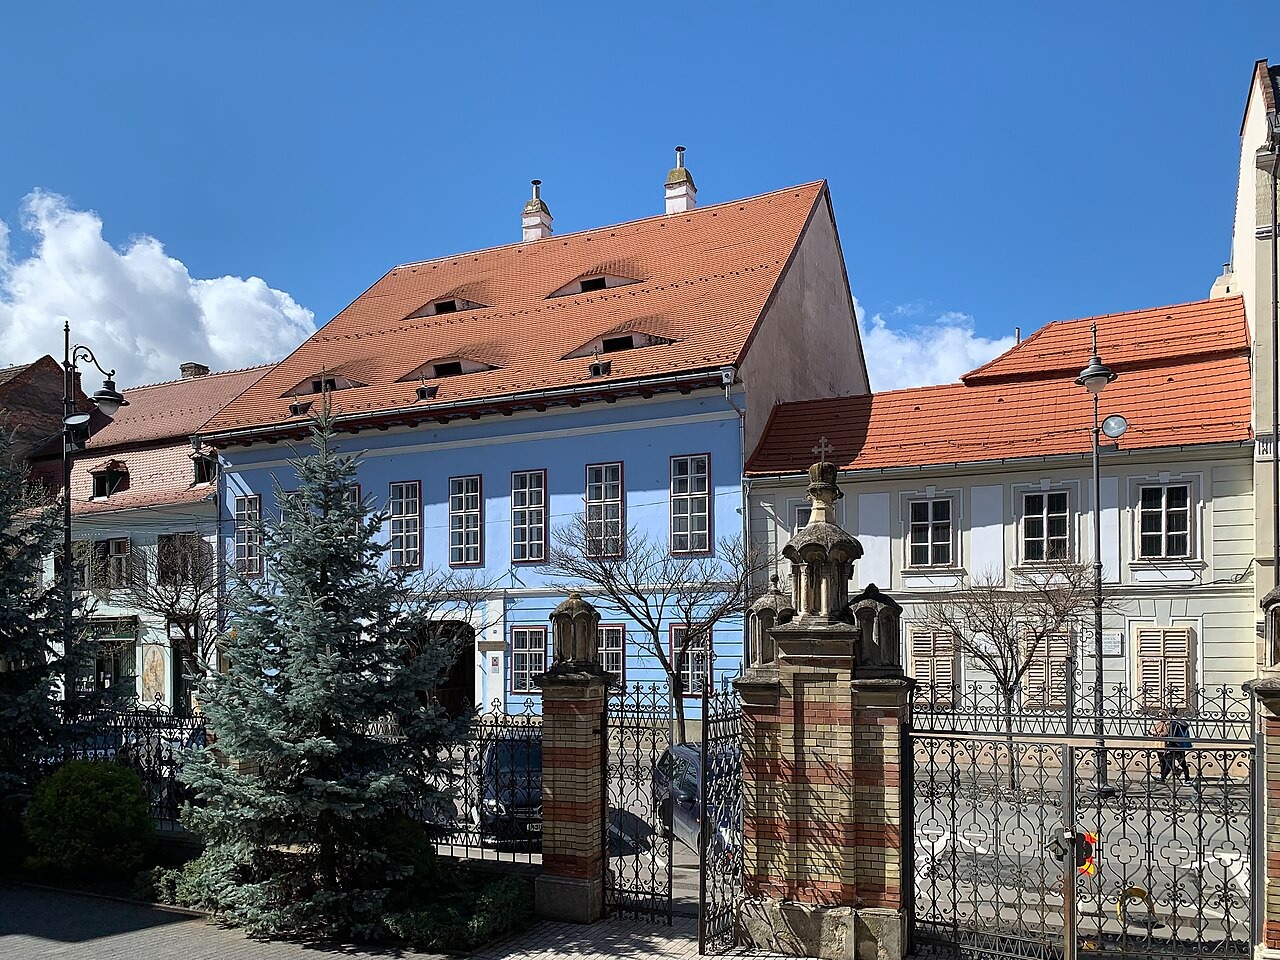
[747,297,1251,476]
[203,183,827,436]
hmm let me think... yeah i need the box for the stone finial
[522,179,553,241]
[848,583,904,677]
[748,573,795,667]
[549,591,601,667]
[664,146,697,214]
[782,457,862,621]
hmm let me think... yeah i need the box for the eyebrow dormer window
[548,272,642,299]
[601,335,634,354]
[433,361,464,378]
[282,373,367,398]
[399,356,499,383]
[313,377,337,393]
[578,276,608,293]
[407,297,487,319]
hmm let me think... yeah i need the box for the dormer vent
[589,358,612,378]
[282,372,367,399]
[289,399,313,417]
[407,296,488,320]
[416,383,438,402]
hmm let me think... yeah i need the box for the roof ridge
[123,362,276,393]
[390,181,826,272]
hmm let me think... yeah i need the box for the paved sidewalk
[0,883,704,960]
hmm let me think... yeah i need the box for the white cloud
[0,191,315,388]
[855,297,1015,392]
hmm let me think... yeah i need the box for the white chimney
[521,179,553,241]
[664,146,697,214]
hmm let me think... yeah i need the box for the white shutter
[1024,634,1068,709]
[912,632,955,705]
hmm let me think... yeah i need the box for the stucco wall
[749,445,1257,688]
[740,193,868,454]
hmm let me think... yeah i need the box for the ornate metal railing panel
[1072,744,1253,958]
[421,698,543,865]
[605,682,674,922]
[912,734,1067,960]
[699,685,744,955]
[913,680,1253,742]
[909,694,1256,960]
[56,702,207,829]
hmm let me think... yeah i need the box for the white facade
[748,442,1256,692]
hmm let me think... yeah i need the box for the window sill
[1128,559,1205,584]
[900,567,967,589]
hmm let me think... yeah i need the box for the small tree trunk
[1002,689,1019,793]
[672,672,688,745]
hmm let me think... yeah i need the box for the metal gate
[699,685,744,954]
[910,683,1256,960]
[606,681,674,922]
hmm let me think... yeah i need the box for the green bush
[25,761,154,877]
[134,853,215,907]
[386,875,535,950]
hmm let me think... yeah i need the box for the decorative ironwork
[699,684,743,955]
[605,681,674,922]
[913,679,1253,742]
[56,704,207,829]
[909,681,1256,960]
[423,697,543,865]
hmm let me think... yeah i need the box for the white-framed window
[389,481,421,569]
[908,498,953,567]
[670,454,710,554]
[672,625,710,697]
[1023,633,1071,710]
[600,624,625,683]
[1134,626,1194,706]
[448,475,482,567]
[233,495,262,575]
[106,538,131,588]
[586,462,623,557]
[1138,484,1191,559]
[911,631,957,704]
[511,470,546,563]
[510,626,548,694]
[193,455,217,486]
[1022,490,1071,563]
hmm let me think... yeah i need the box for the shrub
[386,875,535,950]
[25,760,154,877]
[134,853,216,907]
[377,814,440,909]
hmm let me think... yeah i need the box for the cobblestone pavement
[0,883,706,960]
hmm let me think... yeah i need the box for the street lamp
[61,320,128,710]
[1075,322,1126,797]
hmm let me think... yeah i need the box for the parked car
[652,743,741,863]
[475,734,542,842]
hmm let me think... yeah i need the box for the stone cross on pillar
[533,592,612,924]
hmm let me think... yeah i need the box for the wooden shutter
[1136,627,1194,709]
[912,632,955,705]
[1025,633,1069,709]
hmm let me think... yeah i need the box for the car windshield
[485,738,542,773]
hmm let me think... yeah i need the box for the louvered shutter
[1024,634,1068,709]
[1162,629,1192,707]
[1136,627,1193,709]
[912,632,955,705]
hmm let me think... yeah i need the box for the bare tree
[922,560,1095,787]
[548,513,767,743]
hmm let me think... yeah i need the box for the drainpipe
[720,367,750,670]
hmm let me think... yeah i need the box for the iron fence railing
[55,701,207,830]
[912,678,1254,741]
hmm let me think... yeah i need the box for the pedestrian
[1156,708,1192,783]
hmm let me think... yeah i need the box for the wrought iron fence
[419,698,543,865]
[55,701,207,830]
[699,685,743,955]
[912,679,1253,741]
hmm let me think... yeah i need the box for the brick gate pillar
[534,592,612,924]
[737,458,911,960]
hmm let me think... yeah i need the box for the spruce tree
[0,428,65,814]
[182,408,467,939]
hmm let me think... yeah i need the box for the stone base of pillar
[534,873,604,924]
[737,898,906,960]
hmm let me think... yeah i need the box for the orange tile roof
[69,444,215,517]
[747,297,1251,476]
[87,364,272,450]
[203,183,828,436]
[961,297,1248,383]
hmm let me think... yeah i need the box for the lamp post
[1075,323,1126,797]
[61,320,128,711]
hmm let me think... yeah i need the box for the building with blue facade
[201,162,868,711]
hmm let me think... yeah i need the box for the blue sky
[1,2,1277,390]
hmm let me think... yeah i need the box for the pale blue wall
[218,391,746,712]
